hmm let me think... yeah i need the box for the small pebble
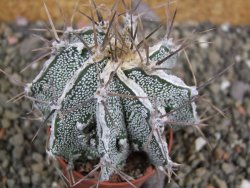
[235,55,242,63]
[195,137,206,151]
[31,163,44,173]
[220,80,230,91]
[237,157,247,167]
[198,36,209,48]
[240,180,250,188]
[7,36,18,45]
[246,59,250,68]
[221,23,230,32]
[21,176,30,184]
[230,81,250,102]
[16,16,28,26]
[12,146,24,159]
[1,118,11,129]
[32,173,41,184]
[4,110,19,120]
[32,153,44,163]
[222,163,234,174]
[212,175,228,188]
[9,133,24,146]
[7,179,15,187]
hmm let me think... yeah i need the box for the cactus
[25,1,198,182]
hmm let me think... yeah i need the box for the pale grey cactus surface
[25,6,198,181]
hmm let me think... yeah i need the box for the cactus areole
[25,6,198,182]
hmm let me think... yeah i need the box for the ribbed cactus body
[26,12,198,181]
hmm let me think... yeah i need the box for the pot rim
[58,158,155,186]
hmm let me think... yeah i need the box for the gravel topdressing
[0,19,250,188]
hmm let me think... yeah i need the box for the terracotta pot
[58,159,155,188]
[51,129,173,188]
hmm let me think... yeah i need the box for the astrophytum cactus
[25,2,198,181]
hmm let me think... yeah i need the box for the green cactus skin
[25,9,198,181]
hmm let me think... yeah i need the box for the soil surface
[0,18,250,188]
[74,151,150,182]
